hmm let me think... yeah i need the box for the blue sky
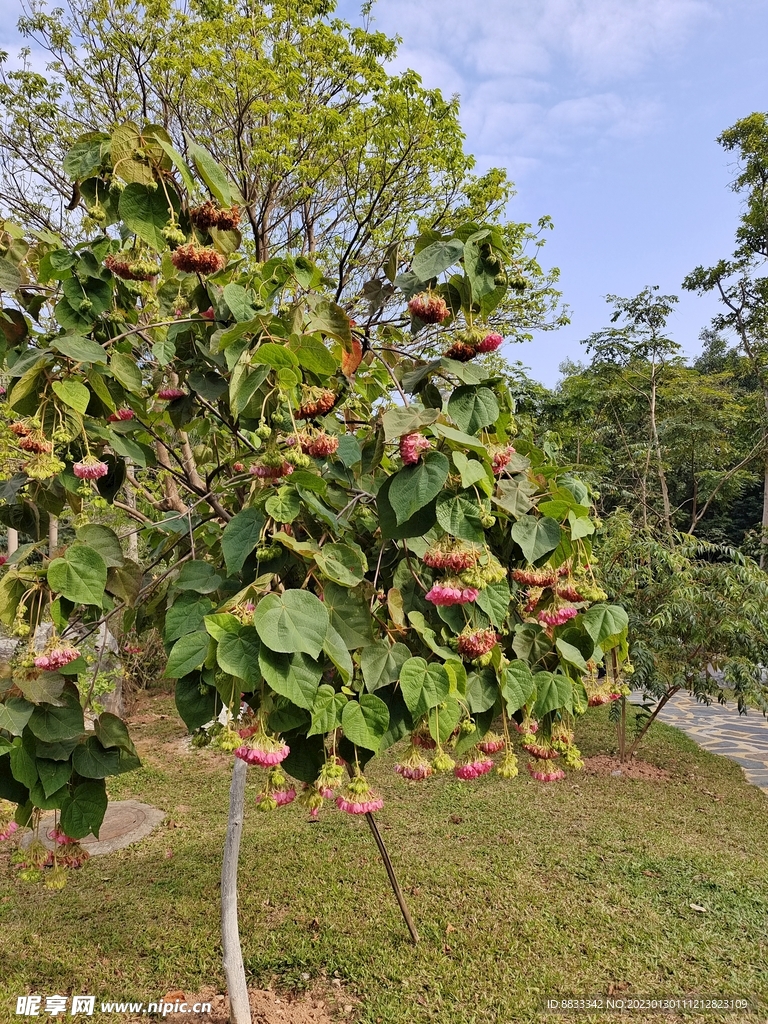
[2,1,766,384]
[340,0,768,384]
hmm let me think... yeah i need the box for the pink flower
[408,292,449,324]
[478,736,505,755]
[47,826,76,846]
[156,387,187,400]
[422,541,477,572]
[200,307,215,320]
[0,821,18,841]
[249,462,294,480]
[477,332,503,354]
[457,628,498,659]
[336,795,384,814]
[73,459,109,480]
[454,758,494,780]
[234,739,289,767]
[526,762,566,782]
[491,445,516,475]
[274,786,296,807]
[395,763,432,780]
[512,719,538,734]
[399,432,431,465]
[425,582,479,606]
[34,646,79,670]
[537,605,578,627]
[522,743,559,760]
[107,408,135,422]
[0,555,7,566]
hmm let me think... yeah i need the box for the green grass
[2,697,767,1024]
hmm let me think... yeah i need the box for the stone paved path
[22,800,165,856]
[642,691,768,792]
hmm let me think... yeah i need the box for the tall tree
[683,112,768,564]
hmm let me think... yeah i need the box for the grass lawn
[1,694,767,1024]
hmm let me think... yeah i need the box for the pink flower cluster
[107,408,135,422]
[422,543,476,572]
[477,332,503,353]
[156,387,187,400]
[48,826,76,846]
[457,628,498,659]
[73,459,109,480]
[527,762,566,783]
[34,646,80,670]
[522,742,559,760]
[478,737,505,755]
[234,741,289,767]
[408,292,449,324]
[399,432,431,465]
[512,719,538,734]
[454,758,494,780]
[300,433,339,457]
[0,821,18,841]
[0,554,7,566]
[249,461,294,480]
[556,583,584,602]
[587,692,621,706]
[491,445,516,475]
[200,307,216,320]
[425,582,479,606]
[537,605,578,627]
[395,763,432,781]
[336,794,384,815]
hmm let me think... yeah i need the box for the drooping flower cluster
[408,291,449,324]
[104,252,158,281]
[0,820,18,841]
[297,388,337,419]
[156,387,187,400]
[527,761,566,783]
[34,645,80,670]
[255,766,296,812]
[9,421,30,437]
[394,745,433,781]
[425,580,479,606]
[249,455,294,480]
[490,444,516,475]
[73,457,109,480]
[107,408,135,422]
[18,433,52,454]
[444,330,503,361]
[477,731,505,754]
[399,432,431,465]
[190,200,241,231]
[521,741,559,759]
[457,627,498,661]
[458,554,507,590]
[297,432,339,458]
[422,538,478,573]
[336,773,384,815]
[454,757,494,780]
[537,605,579,628]
[234,725,290,767]
[171,243,226,275]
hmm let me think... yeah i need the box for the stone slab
[21,800,165,856]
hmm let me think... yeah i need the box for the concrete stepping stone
[22,800,165,855]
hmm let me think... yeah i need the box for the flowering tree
[0,126,627,1018]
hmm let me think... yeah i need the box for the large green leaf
[253,591,328,658]
[321,583,374,649]
[118,182,174,250]
[292,335,337,376]
[361,641,411,693]
[259,648,321,710]
[72,736,122,778]
[435,491,484,542]
[377,475,438,540]
[494,478,535,518]
[512,623,552,665]
[94,712,138,755]
[0,697,34,736]
[308,685,347,736]
[533,671,572,719]
[165,593,215,643]
[510,516,562,563]
[502,661,535,715]
[110,351,143,393]
[388,451,449,525]
[221,508,265,576]
[466,668,498,713]
[187,141,238,205]
[305,298,352,347]
[475,579,510,629]
[582,604,629,647]
[28,688,85,743]
[51,335,107,365]
[174,560,222,593]
[411,238,464,280]
[322,624,354,684]
[175,675,217,731]
[428,696,461,743]
[448,386,499,435]
[165,631,211,678]
[341,694,389,752]
[47,545,108,606]
[60,780,108,839]
[37,757,72,798]
[216,626,262,688]
[52,379,91,416]
[76,524,124,568]
[265,489,301,525]
[315,542,367,587]
[399,658,450,718]
[9,734,38,790]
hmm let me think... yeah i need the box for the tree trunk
[760,456,768,570]
[221,757,251,1024]
[48,516,58,557]
[7,528,18,555]
[649,375,673,539]
[123,461,140,562]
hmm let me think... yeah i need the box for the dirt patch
[149,986,354,1023]
[583,755,670,781]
